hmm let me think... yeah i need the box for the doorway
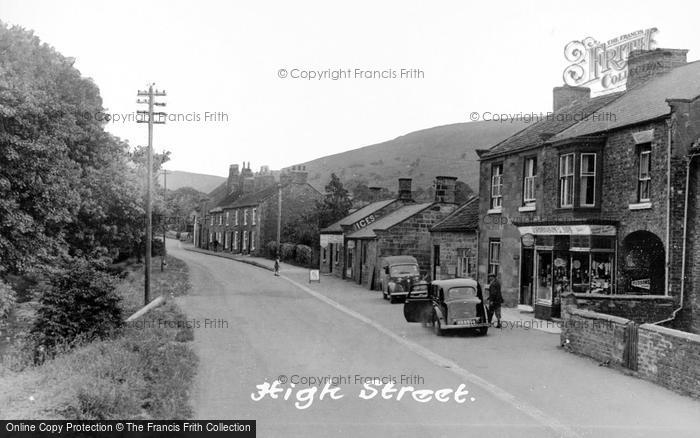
[520,248,534,307]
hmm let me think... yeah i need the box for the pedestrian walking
[274,257,280,276]
[486,273,503,328]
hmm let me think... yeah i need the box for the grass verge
[0,255,197,420]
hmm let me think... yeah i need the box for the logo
[521,233,535,247]
[631,278,651,290]
[563,28,658,94]
[353,214,376,230]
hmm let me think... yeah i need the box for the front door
[520,248,534,306]
[432,245,440,280]
[328,244,333,273]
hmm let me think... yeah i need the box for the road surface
[170,241,700,438]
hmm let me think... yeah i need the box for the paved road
[170,241,700,438]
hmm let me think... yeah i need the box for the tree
[315,173,352,229]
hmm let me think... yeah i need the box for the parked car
[403,278,488,336]
[379,256,421,303]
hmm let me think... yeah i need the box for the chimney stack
[626,48,687,90]
[397,178,413,202]
[368,186,382,202]
[553,85,590,112]
[227,164,240,194]
[290,165,308,185]
[434,176,458,204]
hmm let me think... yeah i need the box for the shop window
[523,157,537,205]
[490,164,503,210]
[559,153,575,208]
[638,144,651,202]
[590,253,613,294]
[580,153,596,207]
[488,239,500,276]
[536,251,553,302]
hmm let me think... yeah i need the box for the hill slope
[159,171,226,193]
[301,121,527,194]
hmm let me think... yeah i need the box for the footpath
[183,244,561,334]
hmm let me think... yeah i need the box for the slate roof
[347,202,433,239]
[553,60,700,142]
[222,185,279,209]
[430,197,479,232]
[480,92,623,159]
[320,199,396,233]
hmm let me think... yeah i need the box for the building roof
[553,61,700,142]
[430,197,479,232]
[320,199,396,233]
[480,92,623,159]
[347,202,433,239]
[223,185,279,209]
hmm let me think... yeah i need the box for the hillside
[159,170,226,193]
[302,121,527,194]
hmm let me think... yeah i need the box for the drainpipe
[664,118,672,299]
[655,147,699,325]
[476,229,481,284]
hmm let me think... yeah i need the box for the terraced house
[196,164,322,256]
[477,48,700,333]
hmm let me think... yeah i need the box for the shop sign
[320,234,343,248]
[521,233,535,247]
[309,269,321,283]
[518,224,616,236]
[353,214,376,231]
[631,278,651,290]
[347,240,355,249]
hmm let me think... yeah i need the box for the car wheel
[389,294,397,304]
[433,312,443,336]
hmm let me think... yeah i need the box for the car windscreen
[446,286,477,300]
[390,264,419,277]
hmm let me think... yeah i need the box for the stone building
[476,48,700,333]
[346,176,459,289]
[195,164,322,257]
[319,183,411,279]
[429,196,479,281]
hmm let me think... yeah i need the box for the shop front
[517,223,617,320]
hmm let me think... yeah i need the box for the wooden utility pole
[161,167,170,272]
[277,183,282,256]
[137,84,166,306]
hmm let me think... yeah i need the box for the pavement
[173,240,700,438]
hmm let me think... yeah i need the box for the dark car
[403,278,488,336]
[379,255,421,303]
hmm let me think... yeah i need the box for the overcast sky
[2,0,698,176]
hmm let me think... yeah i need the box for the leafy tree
[314,173,352,229]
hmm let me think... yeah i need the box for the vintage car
[379,255,421,303]
[403,278,488,336]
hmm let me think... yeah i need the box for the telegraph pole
[161,167,170,272]
[277,182,282,257]
[137,84,166,306]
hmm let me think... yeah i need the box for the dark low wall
[573,294,675,324]
[561,306,700,399]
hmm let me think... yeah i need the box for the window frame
[559,153,575,208]
[488,239,501,276]
[638,145,652,203]
[252,207,257,225]
[522,156,537,206]
[243,208,248,226]
[490,163,503,210]
[579,153,597,207]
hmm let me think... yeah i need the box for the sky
[1,0,698,176]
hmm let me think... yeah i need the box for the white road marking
[281,275,580,438]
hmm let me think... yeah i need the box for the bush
[265,241,279,258]
[32,263,123,356]
[295,245,313,266]
[280,243,296,261]
[0,279,16,320]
